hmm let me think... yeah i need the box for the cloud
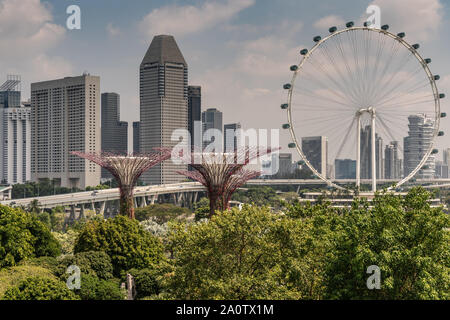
[313,15,345,30]
[366,0,443,42]
[0,0,72,96]
[139,0,255,38]
[106,23,121,37]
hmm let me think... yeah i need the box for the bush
[74,215,165,276]
[0,205,61,268]
[3,276,78,300]
[0,265,57,298]
[126,268,160,299]
[52,229,79,255]
[135,203,190,222]
[19,256,59,274]
[74,274,123,300]
[57,251,113,280]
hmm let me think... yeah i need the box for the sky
[1,0,449,158]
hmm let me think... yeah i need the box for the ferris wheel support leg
[371,112,377,193]
[356,115,361,192]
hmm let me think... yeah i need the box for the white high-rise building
[403,114,435,179]
[0,76,31,184]
[30,74,101,189]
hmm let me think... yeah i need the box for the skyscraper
[133,121,140,154]
[301,136,328,177]
[335,159,356,179]
[360,125,384,179]
[0,76,31,184]
[403,114,435,179]
[384,141,401,179]
[443,148,450,167]
[101,92,128,178]
[188,86,201,150]
[224,123,241,152]
[30,74,101,189]
[202,108,223,150]
[140,35,188,184]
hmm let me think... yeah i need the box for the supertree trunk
[120,184,135,219]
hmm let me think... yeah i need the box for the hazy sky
[1,0,449,157]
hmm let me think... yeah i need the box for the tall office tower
[335,159,356,179]
[0,76,31,184]
[224,123,241,152]
[188,86,201,150]
[133,121,140,154]
[301,136,328,177]
[360,125,384,179]
[202,108,223,150]
[384,141,401,179]
[30,74,101,189]
[443,148,450,166]
[140,35,188,185]
[435,161,449,178]
[0,75,21,109]
[101,92,128,178]
[403,114,435,179]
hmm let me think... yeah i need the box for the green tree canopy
[74,215,165,276]
[0,205,61,268]
[3,276,78,300]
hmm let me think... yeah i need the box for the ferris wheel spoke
[376,96,435,110]
[376,116,404,154]
[375,76,430,108]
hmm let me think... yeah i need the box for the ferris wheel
[282,21,445,192]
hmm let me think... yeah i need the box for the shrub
[74,274,123,300]
[135,203,190,222]
[52,229,79,255]
[0,205,61,268]
[0,265,57,298]
[126,268,160,299]
[3,276,78,300]
[74,215,165,275]
[57,251,113,280]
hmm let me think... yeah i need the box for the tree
[57,251,114,281]
[3,276,79,300]
[74,215,165,276]
[0,205,61,268]
[166,205,303,299]
[74,275,123,300]
[324,187,450,299]
[135,203,191,223]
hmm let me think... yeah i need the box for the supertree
[177,147,277,217]
[71,149,172,219]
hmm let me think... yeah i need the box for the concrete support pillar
[79,204,85,220]
[139,196,147,208]
[69,205,76,221]
[99,201,106,217]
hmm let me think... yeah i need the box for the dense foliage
[135,203,191,222]
[0,205,61,268]
[3,276,78,300]
[74,215,165,275]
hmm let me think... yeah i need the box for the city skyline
[1,0,449,156]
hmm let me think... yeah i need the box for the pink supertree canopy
[177,146,278,217]
[71,149,172,219]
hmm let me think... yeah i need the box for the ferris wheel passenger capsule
[288,143,296,148]
[397,32,405,38]
[381,24,389,30]
[434,75,440,80]
[300,49,308,55]
[290,65,298,71]
[432,149,439,154]
[441,112,446,118]
[283,83,291,90]
[424,58,432,64]
[439,93,445,99]
[363,21,369,27]
[298,160,305,165]
[438,131,444,136]
[346,21,354,28]
[313,36,321,42]
[282,124,290,129]
[412,44,420,50]
[328,26,337,33]
[280,103,288,109]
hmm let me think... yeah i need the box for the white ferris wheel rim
[285,26,441,191]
